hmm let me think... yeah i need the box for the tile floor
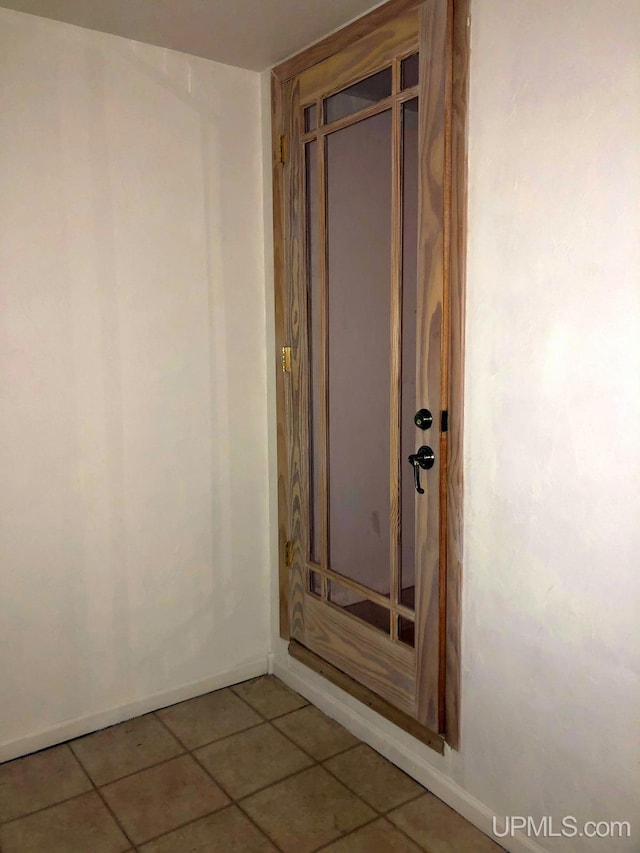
[0,676,503,852]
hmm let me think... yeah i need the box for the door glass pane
[324,67,392,124]
[327,110,392,597]
[328,579,390,635]
[304,104,317,132]
[306,139,322,564]
[309,570,322,596]
[401,53,419,89]
[400,98,419,608]
[398,616,415,647]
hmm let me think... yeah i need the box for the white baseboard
[272,649,548,853]
[0,655,268,764]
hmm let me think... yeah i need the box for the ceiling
[0,0,384,71]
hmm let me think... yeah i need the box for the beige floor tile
[0,791,129,853]
[272,705,359,760]
[324,744,424,812]
[139,805,278,852]
[195,722,313,799]
[242,765,375,853]
[0,744,92,822]
[388,793,504,852]
[71,713,184,785]
[100,754,229,844]
[232,676,308,719]
[157,688,262,749]
[320,818,423,852]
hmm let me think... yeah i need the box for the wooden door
[272,0,468,748]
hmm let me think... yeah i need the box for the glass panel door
[302,60,423,647]
[327,109,392,600]
[284,1,451,734]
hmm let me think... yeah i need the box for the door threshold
[288,640,444,755]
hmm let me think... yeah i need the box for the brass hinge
[281,345,292,373]
[284,540,293,567]
[278,134,288,165]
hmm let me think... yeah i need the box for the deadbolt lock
[414,408,433,430]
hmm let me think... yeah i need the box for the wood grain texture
[289,640,444,753]
[272,73,290,640]
[284,76,309,644]
[300,85,419,144]
[389,59,402,640]
[318,125,329,596]
[273,0,421,83]
[444,0,470,751]
[297,8,419,104]
[302,596,416,716]
[414,0,448,732]
[437,0,454,737]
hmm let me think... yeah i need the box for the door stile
[438,0,455,734]
[389,58,403,643]
[317,130,330,601]
[414,0,448,731]
[286,77,309,643]
[272,71,290,640]
[444,0,470,749]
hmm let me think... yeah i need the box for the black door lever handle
[408,446,435,494]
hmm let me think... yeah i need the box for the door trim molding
[273,0,423,83]
[271,0,469,750]
[443,0,469,751]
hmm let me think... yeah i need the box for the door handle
[408,446,435,494]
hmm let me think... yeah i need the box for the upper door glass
[401,53,419,89]
[324,67,392,124]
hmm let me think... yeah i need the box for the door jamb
[270,0,469,750]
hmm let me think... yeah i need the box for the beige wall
[0,9,270,759]
[460,0,640,844]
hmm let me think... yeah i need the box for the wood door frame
[271,0,469,750]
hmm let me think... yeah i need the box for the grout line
[152,709,286,852]
[314,745,433,852]
[229,680,310,720]
[0,676,432,853]
[232,800,286,853]
[188,750,286,853]
[312,815,382,852]
[383,787,428,814]
[69,743,138,850]
[132,803,237,849]
[150,683,429,852]
[312,813,429,852]
[152,712,266,751]
[68,739,187,787]
[0,788,92,828]
[272,723,365,765]
[232,759,318,804]
[320,747,430,817]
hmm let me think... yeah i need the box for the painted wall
[0,9,270,758]
[461,0,640,846]
[268,1,640,851]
